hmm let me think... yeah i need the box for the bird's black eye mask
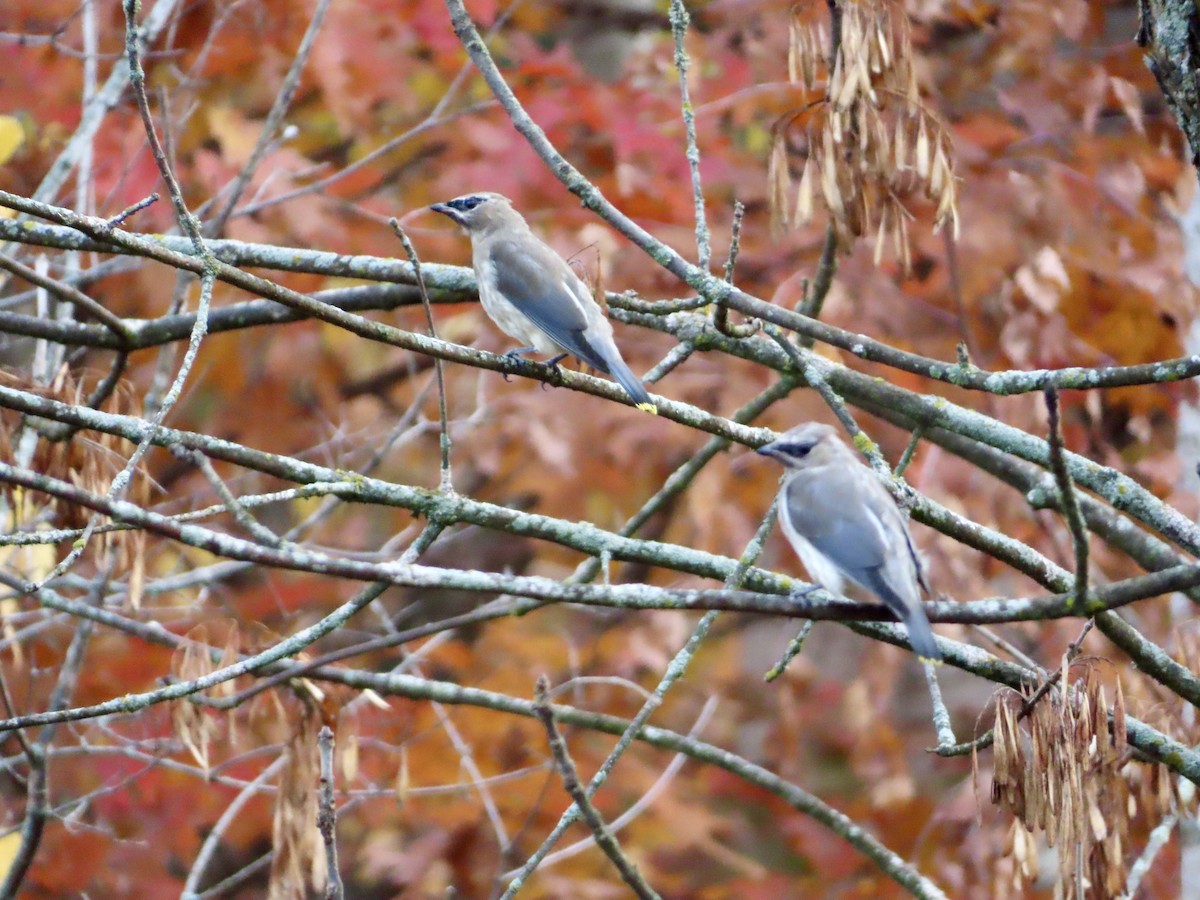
[778,441,817,459]
[756,439,817,460]
[448,196,485,212]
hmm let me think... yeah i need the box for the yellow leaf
[0,830,23,884]
[205,106,259,164]
[0,115,24,166]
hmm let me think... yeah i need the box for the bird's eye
[453,196,484,212]
[788,442,814,458]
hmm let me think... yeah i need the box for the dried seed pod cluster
[770,0,959,268]
[171,621,341,897]
[0,369,147,606]
[985,660,1177,899]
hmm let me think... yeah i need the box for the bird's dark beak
[430,203,463,226]
[756,440,781,459]
[732,440,777,475]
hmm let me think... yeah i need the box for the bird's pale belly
[478,282,561,355]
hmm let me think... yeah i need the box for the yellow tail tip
[636,402,659,415]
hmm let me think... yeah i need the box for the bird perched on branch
[430,192,656,413]
[757,423,941,661]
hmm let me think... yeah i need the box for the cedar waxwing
[430,192,656,413]
[757,423,942,661]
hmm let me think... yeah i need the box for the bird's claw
[788,583,821,602]
[502,346,537,382]
[540,354,568,390]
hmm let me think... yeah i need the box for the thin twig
[935,620,1094,757]
[181,757,287,898]
[199,583,391,711]
[925,661,956,750]
[530,698,718,874]
[764,619,815,682]
[502,491,784,895]
[669,0,709,271]
[226,0,525,223]
[969,624,1044,672]
[390,219,452,492]
[895,425,925,477]
[722,200,745,285]
[104,192,159,228]
[532,676,662,900]
[123,0,204,251]
[4,416,1194,630]
[206,0,332,235]
[0,480,358,547]
[193,854,273,899]
[762,322,868,456]
[943,226,976,361]
[1044,387,1090,609]
[430,694,511,851]
[798,223,838,326]
[31,2,218,589]
[642,341,694,383]
[182,447,284,547]
[1120,813,1177,900]
[24,0,182,211]
[0,575,101,898]
[0,667,40,899]
[572,376,798,587]
[31,272,214,589]
[317,725,344,900]
[714,199,757,337]
[10,210,1200,398]
[0,246,132,343]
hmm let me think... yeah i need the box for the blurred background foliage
[1,0,1197,896]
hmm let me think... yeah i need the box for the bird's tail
[867,573,942,662]
[898,606,941,662]
[602,351,657,414]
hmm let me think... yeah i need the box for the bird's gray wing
[785,466,938,659]
[783,470,890,578]
[489,239,612,373]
